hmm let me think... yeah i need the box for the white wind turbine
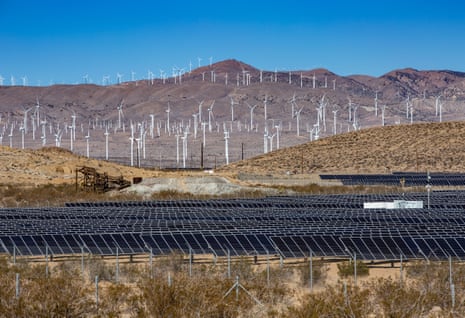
[435,95,441,117]
[246,102,258,131]
[288,93,297,118]
[263,94,268,121]
[8,125,13,148]
[40,119,47,146]
[116,73,123,85]
[21,76,27,86]
[54,128,62,147]
[85,130,90,158]
[192,113,199,139]
[230,97,238,122]
[197,100,204,124]
[166,102,171,135]
[374,91,379,117]
[117,100,124,129]
[274,124,281,149]
[332,109,339,135]
[181,131,189,168]
[104,126,110,160]
[263,130,268,153]
[439,100,443,122]
[175,132,181,166]
[0,75,4,86]
[295,106,304,137]
[207,101,215,132]
[129,123,135,166]
[10,75,15,86]
[224,130,230,165]
[268,132,276,152]
[22,107,32,134]
[19,125,25,149]
[149,114,155,138]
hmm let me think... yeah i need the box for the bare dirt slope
[0,146,159,186]
[218,121,465,176]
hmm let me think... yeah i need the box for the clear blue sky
[1,0,464,85]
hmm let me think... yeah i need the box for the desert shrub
[284,283,373,317]
[337,260,369,278]
[295,258,328,287]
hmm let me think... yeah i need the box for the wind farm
[1,59,465,173]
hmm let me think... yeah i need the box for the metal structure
[75,166,131,193]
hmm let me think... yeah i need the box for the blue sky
[1,0,464,85]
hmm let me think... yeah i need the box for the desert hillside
[219,121,465,175]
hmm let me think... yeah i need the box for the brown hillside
[218,121,465,175]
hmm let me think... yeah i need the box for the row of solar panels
[319,173,465,186]
[3,205,465,236]
[3,231,465,261]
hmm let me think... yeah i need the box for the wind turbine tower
[263,94,268,122]
[246,102,258,131]
[295,106,304,137]
[104,127,110,160]
[85,130,90,158]
[224,131,230,164]
[230,97,238,122]
[332,109,339,135]
[207,101,215,132]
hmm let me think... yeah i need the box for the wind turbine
[288,93,297,119]
[439,100,443,122]
[263,130,268,153]
[230,97,238,122]
[149,114,155,139]
[129,123,135,166]
[332,109,339,135]
[263,94,268,122]
[374,91,379,117]
[197,100,204,124]
[435,95,441,117]
[268,133,276,152]
[166,102,171,135]
[117,99,124,129]
[116,73,123,85]
[85,130,90,158]
[0,75,4,86]
[104,126,109,160]
[192,113,199,139]
[21,76,27,86]
[181,131,189,168]
[274,124,281,149]
[246,102,258,131]
[224,130,230,165]
[295,106,304,137]
[207,101,215,132]
[8,125,13,148]
[19,125,25,149]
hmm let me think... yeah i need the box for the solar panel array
[2,190,465,261]
[320,172,465,186]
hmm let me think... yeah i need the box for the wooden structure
[75,166,131,193]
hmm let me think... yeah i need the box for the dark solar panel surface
[1,190,465,260]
